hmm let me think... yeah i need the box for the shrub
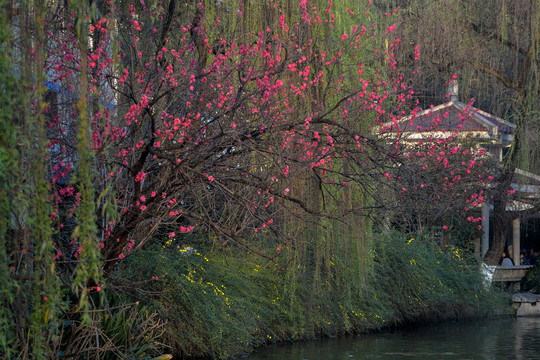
[114,230,506,359]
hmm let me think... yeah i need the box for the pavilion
[388,80,540,264]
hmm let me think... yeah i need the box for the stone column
[513,218,520,265]
[481,203,490,258]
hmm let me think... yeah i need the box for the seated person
[520,250,530,265]
[500,251,514,267]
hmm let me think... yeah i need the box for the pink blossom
[134,172,147,182]
[118,253,125,259]
[169,232,175,238]
[340,33,348,41]
[283,165,289,176]
[208,175,214,181]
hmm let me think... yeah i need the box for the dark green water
[243,317,540,360]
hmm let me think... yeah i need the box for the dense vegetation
[112,231,505,358]
[1,0,536,358]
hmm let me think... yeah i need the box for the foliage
[372,231,498,322]
[0,0,508,357]
[57,291,167,359]
[0,0,64,356]
[114,230,505,359]
[0,0,19,353]
[521,265,540,294]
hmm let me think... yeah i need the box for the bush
[58,290,167,359]
[371,231,503,324]
[114,231,507,359]
[521,266,540,293]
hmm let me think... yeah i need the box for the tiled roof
[474,111,515,135]
[389,101,515,136]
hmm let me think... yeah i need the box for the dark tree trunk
[483,160,516,265]
[484,200,510,265]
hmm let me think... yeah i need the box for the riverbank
[114,231,509,359]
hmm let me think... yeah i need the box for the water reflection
[244,317,540,360]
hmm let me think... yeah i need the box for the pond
[243,317,540,360]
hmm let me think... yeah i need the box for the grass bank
[113,231,508,359]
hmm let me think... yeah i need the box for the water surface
[244,317,540,360]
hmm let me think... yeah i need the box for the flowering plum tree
[43,0,424,273]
